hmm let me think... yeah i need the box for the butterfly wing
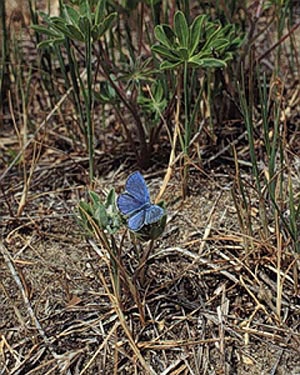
[145,205,164,225]
[128,209,146,231]
[125,171,150,205]
[118,172,157,230]
[117,193,145,216]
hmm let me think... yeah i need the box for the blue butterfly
[117,171,165,231]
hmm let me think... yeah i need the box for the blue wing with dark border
[118,171,162,231]
[117,193,144,216]
[145,205,164,225]
[128,210,146,231]
[125,172,150,205]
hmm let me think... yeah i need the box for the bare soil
[1,3,300,373]
[1,155,300,374]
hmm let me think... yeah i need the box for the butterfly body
[117,172,165,231]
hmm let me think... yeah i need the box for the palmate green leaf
[78,199,99,236]
[65,5,80,25]
[79,0,90,18]
[50,19,73,38]
[231,36,244,48]
[202,25,223,51]
[100,12,117,34]
[92,12,117,39]
[209,38,230,51]
[223,51,233,62]
[160,60,182,70]
[189,14,206,55]
[66,24,85,41]
[37,38,65,49]
[152,81,164,101]
[151,45,180,61]
[189,57,227,68]
[95,0,106,25]
[204,21,216,37]
[80,190,120,234]
[154,25,174,48]
[50,16,67,26]
[178,47,189,60]
[174,11,189,48]
[31,25,61,38]
[79,15,91,36]
[221,23,234,36]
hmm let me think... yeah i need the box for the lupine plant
[32,0,117,182]
[152,10,243,194]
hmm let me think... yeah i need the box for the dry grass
[1,2,300,374]
[1,159,300,374]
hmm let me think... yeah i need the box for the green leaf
[79,201,93,217]
[95,203,108,228]
[51,20,72,37]
[79,15,91,36]
[79,0,90,18]
[89,191,100,206]
[202,25,223,51]
[95,0,106,25]
[105,188,116,209]
[92,12,116,39]
[31,24,61,38]
[160,60,182,70]
[223,51,233,62]
[93,84,118,104]
[174,11,189,48]
[209,38,230,51]
[178,47,189,60]
[189,14,206,55]
[189,57,227,68]
[66,24,85,41]
[101,12,117,33]
[65,5,80,25]
[151,45,179,61]
[231,36,244,48]
[154,25,174,48]
[51,16,68,27]
[38,37,65,49]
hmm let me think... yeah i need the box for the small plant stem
[183,61,190,154]
[0,0,8,123]
[269,102,281,199]
[85,23,94,183]
[238,69,269,238]
[110,235,120,301]
[276,217,282,320]
[134,240,155,286]
[183,60,190,197]
[65,38,85,136]
[207,70,215,141]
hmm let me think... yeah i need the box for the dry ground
[1,2,300,374]
[1,149,300,374]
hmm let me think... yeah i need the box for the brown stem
[96,44,150,167]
